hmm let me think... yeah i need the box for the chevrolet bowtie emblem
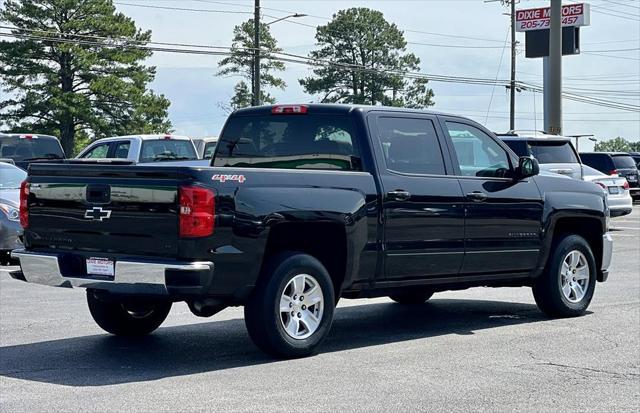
[84,207,112,221]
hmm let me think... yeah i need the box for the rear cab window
[0,135,64,161]
[214,112,361,171]
[140,139,197,162]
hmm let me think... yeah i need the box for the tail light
[623,181,630,190]
[595,182,606,190]
[608,169,618,176]
[20,180,29,228]
[179,186,215,238]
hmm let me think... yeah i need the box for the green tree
[594,137,635,152]
[300,8,434,108]
[217,19,285,110]
[0,0,172,155]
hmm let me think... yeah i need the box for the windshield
[0,136,64,161]
[214,114,361,170]
[612,155,637,169]
[140,139,197,162]
[529,141,578,163]
[0,164,27,189]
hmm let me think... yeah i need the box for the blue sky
[6,0,640,150]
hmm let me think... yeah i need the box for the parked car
[192,136,219,159]
[582,165,632,217]
[628,152,640,169]
[579,152,640,200]
[11,104,612,358]
[76,134,200,163]
[496,132,583,180]
[0,162,25,265]
[0,133,65,170]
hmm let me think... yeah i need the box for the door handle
[466,191,488,202]
[387,190,411,201]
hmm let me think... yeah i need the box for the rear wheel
[244,253,335,358]
[532,234,596,318]
[389,289,434,304]
[86,290,172,336]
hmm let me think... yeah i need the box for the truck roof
[232,103,461,118]
[92,134,192,143]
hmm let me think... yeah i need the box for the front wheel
[86,290,172,336]
[244,253,335,358]
[532,234,596,318]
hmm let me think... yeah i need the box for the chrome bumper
[10,249,214,296]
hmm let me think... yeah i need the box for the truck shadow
[0,299,556,387]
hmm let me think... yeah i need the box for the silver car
[582,165,632,217]
[0,162,25,264]
[497,133,583,180]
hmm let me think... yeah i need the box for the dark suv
[0,133,65,170]
[579,152,639,200]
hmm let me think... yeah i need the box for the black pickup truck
[11,104,613,358]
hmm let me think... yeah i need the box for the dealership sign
[516,3,591,32]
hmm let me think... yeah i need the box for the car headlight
[0,203,20,222]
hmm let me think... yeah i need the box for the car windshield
[0,136,64,161]
[612,155,637,169]
[528,141,578,163]
[140,139,197,162]
[0,163,27,189]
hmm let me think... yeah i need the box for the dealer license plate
[86,257,115,276]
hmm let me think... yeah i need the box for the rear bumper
[10,249,214,296]
[599,233,613,282]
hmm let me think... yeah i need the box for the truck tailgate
[25,164,192,257]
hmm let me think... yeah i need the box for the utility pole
[509,0,516,131]
[546,0,562,135]
[252,0,261,106]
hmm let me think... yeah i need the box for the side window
[446,122,511,178]
[113,141,131,159]
[82,143,110,159]
[376,116,446,175]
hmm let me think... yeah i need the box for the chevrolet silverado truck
[11,104,613,358]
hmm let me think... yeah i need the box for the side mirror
[516,156,539,179]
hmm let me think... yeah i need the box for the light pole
[251,6,307,106]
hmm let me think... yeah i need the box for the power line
[1,28,638,113]
[114,1,252,14]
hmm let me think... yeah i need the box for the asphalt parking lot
[1,206,638,412]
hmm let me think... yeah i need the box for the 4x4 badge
[84,207,112,221]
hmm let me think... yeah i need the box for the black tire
[532,234,597,318]
[86,290,172,336]
[244,252,335,359]
[389,289,434,304]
